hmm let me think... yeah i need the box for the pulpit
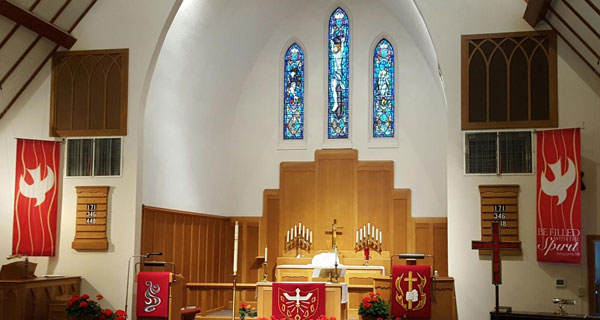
[137,272,186,320]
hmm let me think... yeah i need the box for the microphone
[144,252,163,258]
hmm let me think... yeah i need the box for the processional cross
[326,219,343,250]
[471,222,521,315]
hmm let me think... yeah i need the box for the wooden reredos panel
[261,149,448,276]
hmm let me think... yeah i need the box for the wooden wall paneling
[357,161,393,255]
[280,162,316,256]
[414,222,432,254]
[140,206,233,314]
[433,223,449,277]
[263,190,280,280]
[392,189,411,255]
[188,216,199,306]
[315,150,357,251]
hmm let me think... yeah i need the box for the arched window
[327,8,350,139]
[283,43,305,140]
[373,39,394,138]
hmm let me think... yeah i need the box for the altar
[256,282,348,320]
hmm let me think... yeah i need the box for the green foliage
[358,292,390,318]
[239,302,257,320]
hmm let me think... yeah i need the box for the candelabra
[355,222,382,265]
[286,222,313,258]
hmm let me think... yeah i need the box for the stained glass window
[373,39,395,138]
[283,43,305,140]
[327,8,350,139]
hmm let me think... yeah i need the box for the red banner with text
[136,272,170,318]
[391,265,431,318]
[12,139,60,256]
[536,128,581,264]
[272,282,326,320]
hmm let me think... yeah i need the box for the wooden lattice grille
[461,31,557,130]
[50,49,128,137]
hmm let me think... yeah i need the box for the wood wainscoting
[141,206,261,315]
[141,206,233,314]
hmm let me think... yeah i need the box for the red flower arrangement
[65,293,127,320]
[239,302,257,319]
[358,292,390,319]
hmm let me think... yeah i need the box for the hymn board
[72,186,109,250]
[479,185,521,256]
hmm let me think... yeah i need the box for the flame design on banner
[144,281,162,312]
[536,128,581,264]
[12,139,60,257]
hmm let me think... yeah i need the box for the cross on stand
[471,222,521,317]
[325,219,343,250]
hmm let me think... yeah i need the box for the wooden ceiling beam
[0,0,76,48]
[523,0,551,27]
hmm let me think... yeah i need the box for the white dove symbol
[541,158,576,205]
[19,165,55,206]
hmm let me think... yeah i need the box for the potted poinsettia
[66,294,127,320]
[358,292,390,320]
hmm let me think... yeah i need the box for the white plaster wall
[143,0,448,218]
[0,0,175,314]
[416,0,600,319]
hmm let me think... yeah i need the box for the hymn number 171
[493,205,507,227]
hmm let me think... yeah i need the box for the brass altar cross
[404,270,417,310]
[325,219,343,249]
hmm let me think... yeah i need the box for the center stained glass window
[327,8,350,139]
[373,39,395,138]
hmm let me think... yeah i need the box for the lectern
[136,272,185,320]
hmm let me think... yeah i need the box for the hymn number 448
[493,205,507,227]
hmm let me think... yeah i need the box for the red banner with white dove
[137,272,170,317]
[391,265,431,318]
[537,128,581,264]
[12,139,60,257]
[272,282,326,320]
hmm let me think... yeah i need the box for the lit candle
[294,225,297,238]
[368,223,371,235]
[375,229,379,241]
[287,230,290,243]
[356,230,359,243]
[233,221,239,275]
[360,228,363,240]
[310,231,313,243]
[379,231,382,244]
[264,246,268,263]
[303,225,306,237]
[372,226,375,237]
[363,226,366,238]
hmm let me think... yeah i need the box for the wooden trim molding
[523,0,551,27]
